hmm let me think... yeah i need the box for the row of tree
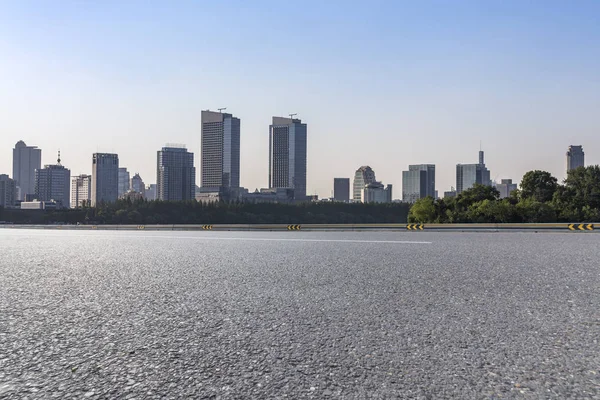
[409,166,600,223]
[0,200,410,225]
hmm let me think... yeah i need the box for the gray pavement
[0,230,599,399]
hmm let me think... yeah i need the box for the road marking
[0,231,431,244]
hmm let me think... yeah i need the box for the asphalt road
[1,230,599,399]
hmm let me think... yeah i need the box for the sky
[1,0,599,198]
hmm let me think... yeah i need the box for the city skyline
[1,2,599,197]
[1,138,592,203]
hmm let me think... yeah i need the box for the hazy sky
[1,1,599,198]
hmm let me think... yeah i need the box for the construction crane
[218,107,227,113]
[289,113,298,119]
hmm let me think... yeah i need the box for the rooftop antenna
[57,149,61,165]
[289,113,298,119]
[218,107,227,113]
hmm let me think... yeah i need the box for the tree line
[409,166,600,223]
[0,200,410,225]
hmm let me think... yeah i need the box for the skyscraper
[333,178,350,202]
[12,140,42,201]
[566,145,585,172]
[157,145,195,201]
[201,110,240,190]
[402,164,436,203]
[353,166,376,201]
[34,152,71,208]
[118,168,130,197]
[91,153,119,206]
[131,173,145,197]
[0,175,17,207]
[456,151,491,194]
[269,116,308,200]
[71,174,92,208]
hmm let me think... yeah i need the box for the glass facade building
[269,117,307,200]
[91,153,119,206]
[566,145,585,173]
[402,164,435,203]
[35,162,71,208]
[201,111,240,189]
[333,178,350,202]
[456,151,491,194]
[157,146,195,201]
[353,166,376,201]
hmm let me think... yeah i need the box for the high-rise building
[131,173,145,197]
[201,110,240,190]
[353,166,376,201]
[91,153,119,206]
[456,151,491,194]
[333,178,350,202]
[361,182,392,203]
[118,168,130,197]
[402,164,436,203]
[34,152,71,208]
[157,145,195,201]
[71,174,92,208]
[145,184,157,201]
[0,174,17,207]
[566,145,585,172]
[269,116,308,200]
[12,140,42,201]
[496,179,518,199]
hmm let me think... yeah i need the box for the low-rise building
[361,182,392,203]
[496,179,518,199]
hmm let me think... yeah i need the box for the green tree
[520,170,558,203]
[408,197,436,223]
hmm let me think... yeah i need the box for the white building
[12,140,42,200]
[353,166,376,202]
[361,182,393,203]
[71,174,92,208]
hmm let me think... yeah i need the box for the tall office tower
[333,178,350,202]
[12,140,42,200]
[496,179,518,199]
[157,145,195,201]
[118,168,130,197]
[0,174,17,207]
[131,173,145,197]
[71,174,92,208]
[201,110,240,190]
[34,152,71,208]
[402,164,436,203]
[91,153,119,206]
[353,166,376,201]
[456,150,491,194]
[268,117,308,200]
[566,145,585,172]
